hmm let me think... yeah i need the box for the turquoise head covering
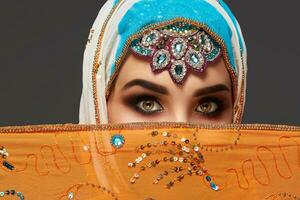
[79,0,247,124]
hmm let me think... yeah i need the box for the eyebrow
[193,84,230,97]
[122,79,169,95]
[122,79,230,96]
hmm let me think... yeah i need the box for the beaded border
[0,123,299,134]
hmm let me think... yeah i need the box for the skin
[107,52,233,124]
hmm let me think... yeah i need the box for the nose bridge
[170,94,189,123]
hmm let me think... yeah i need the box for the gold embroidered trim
[92,0,125,124]
[0,123,299,134]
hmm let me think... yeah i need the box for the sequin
[2,161,14,170]
[0,192,4,197]
[130,178,136,184]
[128,162,134,168]
[206,176,212,182]
[111,134,125,149]
[68,192,74,199]
[134,173,140,178]
[0,147,8,158]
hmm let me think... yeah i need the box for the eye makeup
[123,94,163,115]
[195,96,226,118]
[122,92,229,119]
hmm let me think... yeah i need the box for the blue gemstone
[175,65,183,75]
[157,53,166,64]
[174,42,183,52]
[190,53,199,63]
[148,33,157,42]
[210,182,219,191]
[111,135,125,149]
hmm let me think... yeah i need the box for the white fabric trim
[79,0,248,124]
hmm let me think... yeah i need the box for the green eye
[196,101,218,114]
[136,100,163,113]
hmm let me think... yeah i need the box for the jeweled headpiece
[130,22,221,84]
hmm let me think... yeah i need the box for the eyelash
[125,94,163,115]
[196,97,224,117]
[125,94,225,117]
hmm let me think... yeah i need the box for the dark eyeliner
[123,94,163,114]
[196,96,224,117]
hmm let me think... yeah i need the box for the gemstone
[170,61,187,83]
[175,43,182,52]
[157,54,166,64]
[185,48,205,70]
[210,182,219,191]
[171,38,187,59]
[141,30,160,46]
[191,54,199,63]
[175,65,183,75]
[146,33,155,42]
[110,134,125,149]
[206,176,212,182]
[152,49,170,70]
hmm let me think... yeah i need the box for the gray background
[0,0,299,126]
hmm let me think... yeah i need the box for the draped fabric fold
[0,123,300,199]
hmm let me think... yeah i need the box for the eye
[195,97,222,116]
[136,99,163,113]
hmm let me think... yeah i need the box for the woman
[79,0,247,125]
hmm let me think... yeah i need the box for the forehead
[116,52,232,94]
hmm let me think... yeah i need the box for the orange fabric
[0,123,300,200]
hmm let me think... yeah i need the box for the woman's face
[107,52,233,124]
